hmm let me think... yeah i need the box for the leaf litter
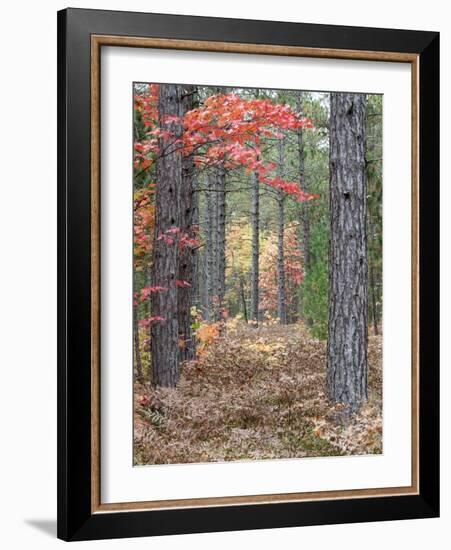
[134,323,382,465]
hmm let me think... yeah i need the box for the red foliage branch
[134,87,318,202]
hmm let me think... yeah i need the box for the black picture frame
[57,7,439,541]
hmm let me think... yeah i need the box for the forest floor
[134,323,382,465]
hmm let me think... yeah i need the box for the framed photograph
[57,8,439,541]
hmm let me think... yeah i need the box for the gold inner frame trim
[90,34,420,514]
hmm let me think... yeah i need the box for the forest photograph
[133,83,383,465]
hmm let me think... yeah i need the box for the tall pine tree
[327,92,368,411]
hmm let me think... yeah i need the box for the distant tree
[259,224,303,317]
[250,88,261,326]
[215,166,227,320]
[276,136,288,325]
[296,91,311,270]
[250,168,260,325]
[365,95,383,336]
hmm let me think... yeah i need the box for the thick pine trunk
[178,85,198,361]
[277,138,287,325]
[151,84,183,387]
[327,92,368,410]
[250,169,260,325]
[204,177,214,321]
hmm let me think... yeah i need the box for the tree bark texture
[204,177,214,321]
[250,169,260,324]
[327,92,368,410]
[369,257,379,336]
[215,168,227,320]
[296,91,311,270]
[289,278,299,324]
[151,84,183,387]
[178,85,198,361]
[133,301,143,382]
[367,207,379,336]
[277,138,287,325]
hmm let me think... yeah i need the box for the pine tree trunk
[239,275,248,323]
[200,249,208,318]
[192,186,201,308]
[369,258,379,336]
[367,182,380,337]
[205,177,214,321]
[290,279,299,323]
[146,262,152,364]
[277,195,287,325]
[178,85,198,361]
[212,178,219,317]
[277,137,287,325]
[250,169,260,325]
[296,92,311,270]
[327,92,368,410]
[151,84,183,387]
[133,301,143,382]
[216,168,226,320]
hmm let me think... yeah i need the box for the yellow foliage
[196,322,221,357]
[246,338,285,354]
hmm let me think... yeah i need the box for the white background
[102,48,412,503]
[0,0,448,548]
